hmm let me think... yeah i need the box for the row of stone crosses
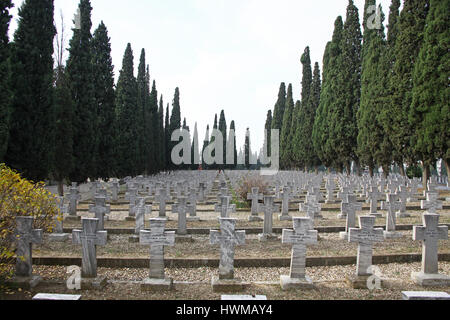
[13,170,449,290]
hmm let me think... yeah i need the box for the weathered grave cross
[72,218,107,278]
[140,218,175,279]
[210,218,246,280]
[14,216,43,277]
[247,187,263,215]
[88,196,110,231]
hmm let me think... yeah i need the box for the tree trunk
[422,163,430,195]
[57,180,64,197]
[444,159,450,187]
[345,162,351,176]
[314,165,319,174]
[399,163,406,177]
[382,165,389,179]
[355,161,361,176]
[369,165,374,178]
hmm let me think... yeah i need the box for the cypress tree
[164,103,170,170]
[358,5,387,176]
[410,0,449,185]
[6,0,56,181]
[264,110,272,159]
[271,83,286,131]
[66,0,96,182]
[169,88,181,170]
[136,49,148,175]
[229,120,237,169]
[0,0,12,162]
[53,66,74,195]
[202,125,210,170]
[218,110,227,169]
[389,0,430,170]
[244,128,251,169]
[294,47,313,170]
[313,17,344,170]
[92,22,116,179]
[115,43,138,177]
[281,84,294,169]
[210,114,218,169]
[158,95,165,171]
[149,81,159,173]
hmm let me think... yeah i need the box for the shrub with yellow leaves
[0,164,60,280]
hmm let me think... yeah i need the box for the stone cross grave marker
[299,195,321,228]
[125,187,138,217]
[14,216,43,278]
[247,187,263,215]
[140,218,175,287]
[215,196,234,218]
[340,195,363,240]
[155,187,172,218]
[187,187,200,221]
[68,185,81,216]
[280,217,318,290]
[111,180,119,202]
[367,186,382,217]
[396,186,410,218]
[411,213,449,286]
[384,193,403,239]
[279,186,293,221]
[421,192,443,214]
[88,196,110,231]
[72,218,107,278]
[172,197,190,236]
[198,182,207,202]
[49,197,70,242]
[258,196,280,241]
[325,179,336,204]
[348,216,384,284]
[338,186,350,204]
[210,218,245,280]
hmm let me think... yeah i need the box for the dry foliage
[235,175,269,205]
[0,164,60,280]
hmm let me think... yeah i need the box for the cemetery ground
[1,178,449,300]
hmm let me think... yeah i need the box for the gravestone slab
[402,291,450,301]
[32,293,82,301]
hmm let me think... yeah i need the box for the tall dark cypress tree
[244,128,251,169]
[410,0,449,185]
[313,17,344,170]
[168,88,181,170]
[136,49,148,175]
[158,95,165,171]
[0,0,12,162]
[294,47,313,170]
[92,22,116,179]
[149,81,159,173]
[281,84,294,169]
[66,0,96,182]
[115,43,138,177]
[389,0,430,170]
[53,66,74,195]
[6,0,56,181]
[358,5,387,176]
[202,125,210,170]
[164,103,170,170]
[229,120,237,169]
[218,110,227,169]
[271,83,286,131]
[264,110,272,159]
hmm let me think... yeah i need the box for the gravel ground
[1,262,449,300]
[34,229,448,259]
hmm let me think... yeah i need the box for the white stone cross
[88,196,110,231]
[282,217,318,280]
[367,186,381,215]
[155,187,172,218]
[260,196,280,236]
[247,187,263,215]
[210,218,246,280]
[14,216,43,277]
[349,216,384,277]
[279,187,292,221]
[125,187,138,217]
[140,218,175,279]
[172,197,190,235]
[421,192,443,214]
[72,218,107,278]
[341,195,363,238]
[68,185,81,216]
[413,214,448,275]
[215,196,235,218]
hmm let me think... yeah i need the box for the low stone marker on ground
[401,291,450,300]
[411,213,449,287]
[32,293,82,300]
[210,218,247,292]
[140,218,176,291]
[280,217,318,290]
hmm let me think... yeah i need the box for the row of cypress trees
[0,0,186,187]
[270,0,448,179]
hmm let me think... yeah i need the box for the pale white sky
[9,0,392,153]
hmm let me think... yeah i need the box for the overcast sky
[9,0,392,153]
